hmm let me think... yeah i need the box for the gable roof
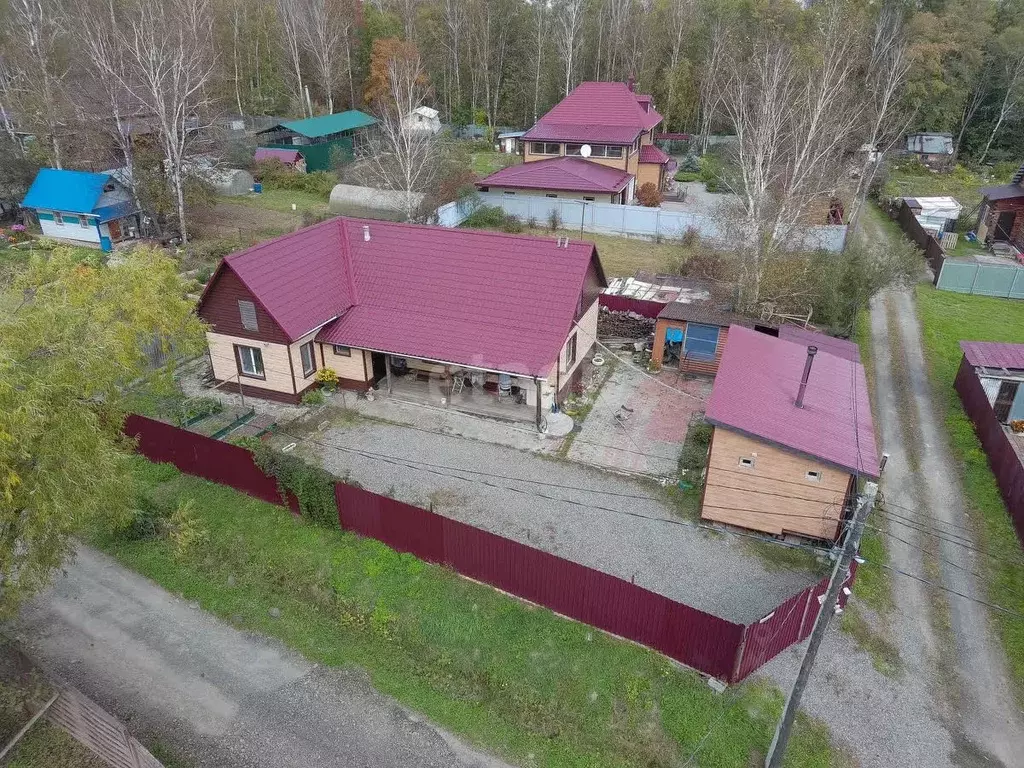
[477,156,631,193]
[197,218,603,377]
[268,110,377,139]
[777,325,861,363]
[706,326,879,477]
[960,340,1024,370]
[22,168,110,214]
[523,81,663,144]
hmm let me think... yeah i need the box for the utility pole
[764,481,878,768]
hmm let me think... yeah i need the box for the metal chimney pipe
[795,346,818,408]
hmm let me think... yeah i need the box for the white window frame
[806,470,823,482]
[333,345,352,357]
[531,142,560,155]
[53,211,64,226]
[565,332,577,369]
[236,345,265,378]
[79,216,92,229]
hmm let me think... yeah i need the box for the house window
[238,300,258,331]
[236,345,265,378]
[565,144,583,156]
[300,341,317,377]
[79,216,91,229]
[565,332,577,368]
[604,145,623,158]
[54,212,64,226]
[583,196,595,201]
[739,457,755,468]
[546,193,558,198]
[806,470,823,482]
[531,142,560,155]
[333,345,352,357]
[682,323,720,361]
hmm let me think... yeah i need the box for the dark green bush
[462,205,508,228]
[119,493,173,541]
[679,421,713,477]
[245,440,339,528]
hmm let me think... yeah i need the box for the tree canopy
[0,247,205,612]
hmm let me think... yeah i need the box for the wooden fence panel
[48,689,163,768]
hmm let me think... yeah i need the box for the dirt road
[9,547,510,768]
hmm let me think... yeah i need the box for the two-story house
[700,326,880,541]
[476,80,673,204]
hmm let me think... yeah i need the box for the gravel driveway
[9,547,509,768]
[276,416,821,624]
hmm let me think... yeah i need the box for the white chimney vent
[363,225,371,242]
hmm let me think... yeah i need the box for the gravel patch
[278,418,822,624]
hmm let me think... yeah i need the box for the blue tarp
[665,327,684,343]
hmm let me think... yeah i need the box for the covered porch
[373,354,550,429]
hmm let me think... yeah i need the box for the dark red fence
[895,201,944,286]
[599,294,665,319]
[954,357,1024,544]
[126,414,838,682]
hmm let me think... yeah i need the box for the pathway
[9,547,510,768]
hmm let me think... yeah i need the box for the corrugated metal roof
[523,81,663,144]
[477,156,631,193]
[199,218,602,377]
[21,168,110,214]
[960,340,1024,370]
[706,326,879,477]
[638,145,671,164]
[778,325,861,363]
[980,184,1024,202]
[274,110,377,138]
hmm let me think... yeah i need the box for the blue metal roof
[21,168,110,214]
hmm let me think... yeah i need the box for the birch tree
[529,0,548,122]
[715,1,861,311]
[297,0,355,113]
[360,42,440,220]
[277,0,308,116]
[441,0,467,118]
[697,20,726,154]
[978,27,1024,164]
[553,0,585,96]
[8,0,67,168]
[90,0,216,244]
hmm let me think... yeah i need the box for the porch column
[384,354,392,394]
[534,377,543,432]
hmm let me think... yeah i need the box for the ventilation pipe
[795,346,817,408]
[363,225,370,242]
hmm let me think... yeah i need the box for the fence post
[969,264,980,295]
[1009,267,1021,298]
[621,205,627,235]
[655,209,661,240]
[730,624,750,683]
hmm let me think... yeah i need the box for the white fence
[437,193,847,253]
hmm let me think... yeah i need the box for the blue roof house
[21,168,141,251]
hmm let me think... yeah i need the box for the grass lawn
[92,457,849,768]
[882,161,1015,212]
[226,189,330,215]
[461,221,688,278]
[915,285,1024,697]
[471,151,520,177]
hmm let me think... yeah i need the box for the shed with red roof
[195,218,606,428]
[254,147,307,173]
[700,326,879,541]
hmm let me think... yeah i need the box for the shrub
[527,216,538,230]
[254,159,337,197]
[166,498,208,559]
[301,389,326,406]
[680,227,700,248]
[118,493,172,541]
[501,214,524,233]
[316,367,339,390]
[195,266,214,285]
[547,207,562,231]
[178,396,223,425]
[674,171,701,183]
[637,182,663,207]
[462,205,507,229]
[246,440,339,527]
[679,421,713,477]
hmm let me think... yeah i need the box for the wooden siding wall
[207,331,297,397]
[651,319,729,376]
[702,428,849,540]
[199,267,288,343]
[636,162,663,191]
[484,186,618,203]
[318,343,372,388]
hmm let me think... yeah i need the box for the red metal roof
[960,340,1024,370]
[706,326,879,477]
[778,325,861,363]
[477,156,631,194]
[523,81,663,144]
[638,145,671,165]
[254,147,303,163]
[198,218,602,377]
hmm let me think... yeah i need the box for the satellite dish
[580,144,592,158]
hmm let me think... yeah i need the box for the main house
[476,80,673,203]
[195,218,606,429]
[701,326,879,541]
[256,110,377,171]
[21,168,140,250]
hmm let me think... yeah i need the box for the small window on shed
[238,300,258,331]
[546,193,558,198]
[806,470,822,482]
[583,196,595,201]
[739,456,755,468]
[503,190,516,196]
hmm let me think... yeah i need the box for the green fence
[936,260,1024,298]
[261,138,354,172]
